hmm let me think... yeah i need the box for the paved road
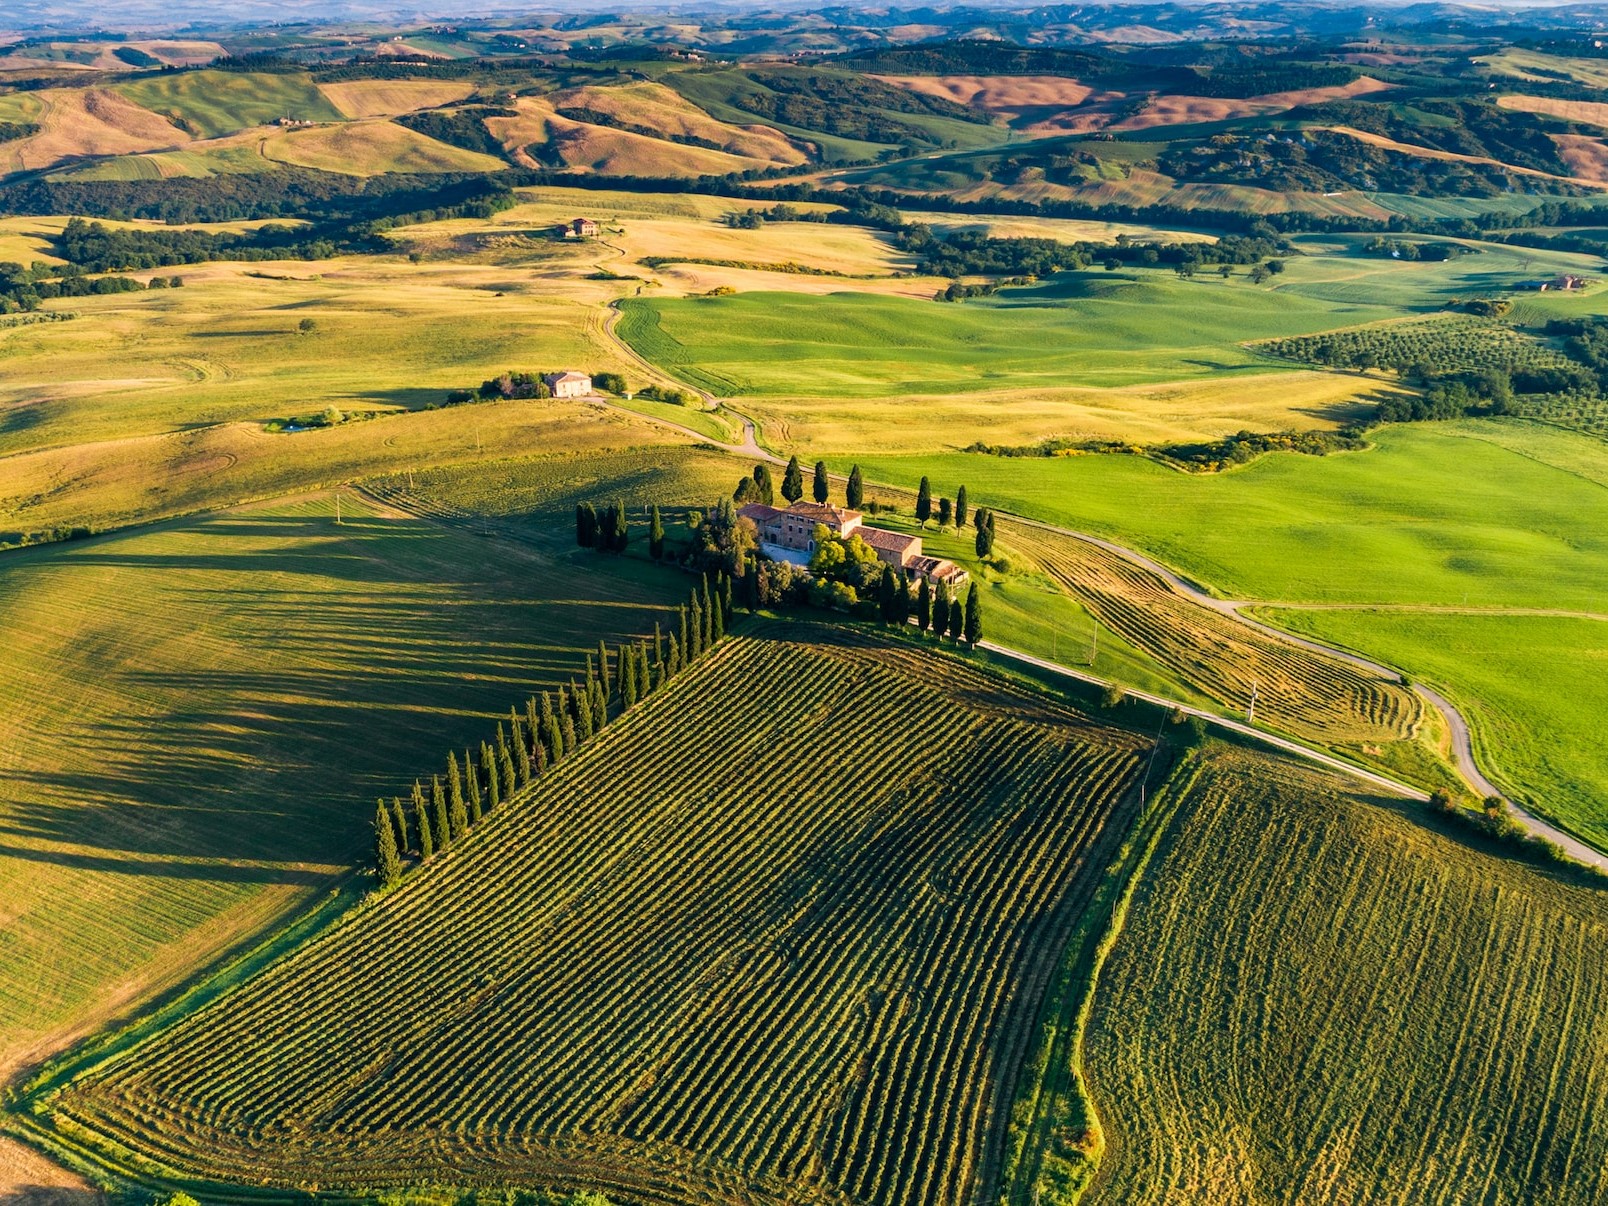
[591,300,1607,871]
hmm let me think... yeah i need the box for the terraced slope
[45,624,1148,1206]
[1083,747,1608,1205]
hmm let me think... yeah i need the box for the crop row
[54,623,1147,1206]
[1018,525,1421,746]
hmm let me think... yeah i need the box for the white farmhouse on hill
[544,371,593,399]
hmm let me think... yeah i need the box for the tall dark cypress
[949,587,966,641]
[484,744,501,811]
[667,632,682,676]
[375,801,402,887]
[560,708,576,755]
[576,502,596,548]
[540,693,561,763]
[622,648,639,708]
[782,454,804,502]
[938,497,952,528]
[916,476,932,527]
[446,764,468,840]
[964,583,982,646]
[447,751,466,819]
[877,563,897,623]
[598,641,611,697]
[390,796,410,856]
[689,599,703,658]
[649,504,665,560]
[590,676,607,730]
[511,710,532,785]
[411,781,432,859]
[933,583,950,638]
[432,775,453,847]
[496,722,517,799]
[846,464,863,509]
[720,573,734,626]
[710,588,725,643]
[955,484,969,528]
[813,460,829,504]
[636,643,651,698]
[917,576,932,633]
[897,569,912,625]
[679,605,691,663]
[611,497,629,551]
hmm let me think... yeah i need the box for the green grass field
[619,273,1392,397]
[1264,609,1608,847]
[0,475,699,1081]
[1083,746,1608,1205]
[114,71,342,138]
[851,422,1608,611]
[39,623,1149,1205]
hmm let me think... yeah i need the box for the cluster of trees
[576,500,634,553]
[1426,789,1573,870]
[397,107,517,160]
[913,575,983,646]
[913,476,971,531]
[0,261,182,312]
[0,121,39,143]
[727,68,988,149]
[374,574,736,886]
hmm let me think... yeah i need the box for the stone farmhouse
[738,500,969,586]
[543,371,593,399]
[564,217,600,239]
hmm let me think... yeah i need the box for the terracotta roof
[858,526,920,552]
[910,555,967,581]
[544,370,591,384]
[781,500,860,527]
[737,503,782,524]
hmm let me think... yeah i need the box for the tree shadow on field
[327,386,445,412]
[0,510,678,878]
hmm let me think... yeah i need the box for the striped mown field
[45,624,1150,1206]
[1082,747,1608,1206]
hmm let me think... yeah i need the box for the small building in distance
[1539,273,1588,291]
[738,499,968,584]
[543,371,593,399]
[564,217,600,239]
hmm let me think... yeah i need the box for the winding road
[593,263,1607,873]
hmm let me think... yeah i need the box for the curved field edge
[994,747,1200,1206]
[22,622,1155,1206]
[1080,747,1608,1206]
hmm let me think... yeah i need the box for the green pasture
[0,482,694,1077]
[852,422,1608,611]
[1264,608,1608,844]
[619,274,1391,397]
[115,71,341,138]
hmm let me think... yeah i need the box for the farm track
[46,625,1149,1205]
[584,339,1606,867]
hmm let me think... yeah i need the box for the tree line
[373,573,737,886]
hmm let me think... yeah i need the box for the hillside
[38,622,1151,1205]
[1081,746,1608,1205]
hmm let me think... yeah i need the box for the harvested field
[1083,746,1608,1205]
[553,82,807,165]
[1110,75,1393,130]
[45,623,1149,1206]
[317,79,476,119]
[1554,134,1608,183]
[1010,523,1422,747]
[1499,93,1608,131]
[260,120,509,177]
[0,88,188,174]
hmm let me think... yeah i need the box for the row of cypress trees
[914,575,983,646]
[577,501,669,561]
[373,572,737,886]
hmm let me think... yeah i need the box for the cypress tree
[447,750,465,816]
[679,605,691,661]
[752,464,775,506]
[496,723,516,798]
[414,782,434,860]
[636,643,651,698]
[390,796,410,856]
[743,560,760,612]
[649,504,665,560]
[484,745,501,810]
[710,589,725,642]
[813,459,829,504]
[846,464,863,509]
[590,676,606,730]
[560,708,576,754]
[975,508,994,557]
[574,682,595,742]
[782,454,804,502]
[652,649,665,692]
[375,800,402,886]
[538,694,558,762]
[531,732,547,775]
[688,600,703,658]
[464,749,482,821]
[964,583,982,645]
[878,563,897,623]
[511,710,532,785]
[622,649,639,708]
[432,776,453,847]
[576,502,591,548]
[897,568,912,625]
[915,476,932,527]
[917,575,931,633]
[933,583,950,638]
[447,768,468,840]
[720,573,734,626]
[667,632,682,676]
[653,622,664,667]
[938,497,952,528]
[611,497,629,551]
[955,484,969,528]
[949,588,966,641]
[598,641,611,697]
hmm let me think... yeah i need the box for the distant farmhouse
[1539,273,1588,292]
[543,371,592,399]
[739,500,968,586]
[563,218,600,239]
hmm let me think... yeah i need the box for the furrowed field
[0,463,711,1082]
[40,624,1150,1206]
[1083,747,1608,1205]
